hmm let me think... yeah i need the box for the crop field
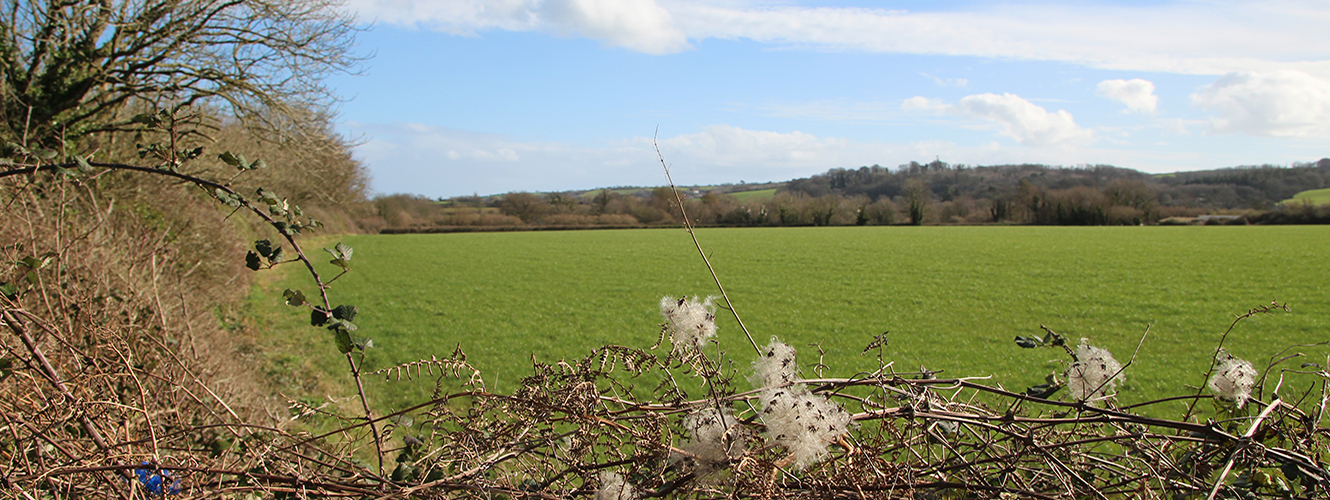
[253,226,1329,412]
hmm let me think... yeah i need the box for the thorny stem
[652,136,761,356]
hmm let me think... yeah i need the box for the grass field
[252,226,1329,413]
[729,188,778,201]
[1284,188,1330,206]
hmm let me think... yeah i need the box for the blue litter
[131,462,181,495]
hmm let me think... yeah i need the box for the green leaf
[32,148,56,160]
[334,329,354,354]
[325,242,353,270]
[256,188,280,206]
[311,308,331,327]
[282,289,306,307]
[131,113,159,126]
[354,337,374,350]
[17,255,49,270]
[72,154,93,173]
[21,271,37,286]
[332,304,357,322]
[334,242,353,261]
[1,143,28,157]
[1024,383,1061,399]
[214,189,241,207]
[1014,336,1043,349]
[268,246,284,264]
[254,240,276,258]
[0,281,17,300]
[0,358,12,382]
[219,151,245,167]
[182,146,204,160]
[391,414,414,428]
[250,158,266,170]
[245,251,262,271]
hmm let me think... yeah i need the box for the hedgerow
[1,117,1328,499]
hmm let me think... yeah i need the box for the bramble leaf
[311,308,331,327]
[245,251,262,271]
[282,289,306,307]
[1015,336,1043,349]
[73,154,93,173]
[334,329,353,354]
[332,304,357,322]
[0,281,16,300]
[219,151,244,167]
[17,255,50,270]
[1025,383,1061,399]
[268,246,284,264]
[257,188,280,206]
[325,243,353,270]
[334,242,353,261]
[255,240,276,258]
[0,358,12,382]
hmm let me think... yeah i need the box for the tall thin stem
[653,137,760,355]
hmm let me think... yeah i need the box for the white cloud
[904,93,1093,148]
[345,0,688,54]
[540,0,689,54]
[1192,70,1330,137]
[347,1,1330,75]
[922,73,969,88]
[657,124,849,167]
[1097,79,1158,114]
[345,0,536,33]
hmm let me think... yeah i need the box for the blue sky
[333,0,1330,197]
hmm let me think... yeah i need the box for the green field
[729,188,778,201]
[254,226,1329,412]
[1284,187,1330,206]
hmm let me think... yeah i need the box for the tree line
[376,159,1330,230]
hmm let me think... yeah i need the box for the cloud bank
[346,0,1330,76]
[347,121,1122,197]
[1192,70,1330,138]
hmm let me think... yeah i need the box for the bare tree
[0,0,360,144]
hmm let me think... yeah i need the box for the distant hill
[781,158,1330,210]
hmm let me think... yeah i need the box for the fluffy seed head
[660,296,718,351]
[751,337,852,469]
[1208,349,1258,408]
[596,471,636,500]
[682,407,746,468]
[1066,339,1124,403]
